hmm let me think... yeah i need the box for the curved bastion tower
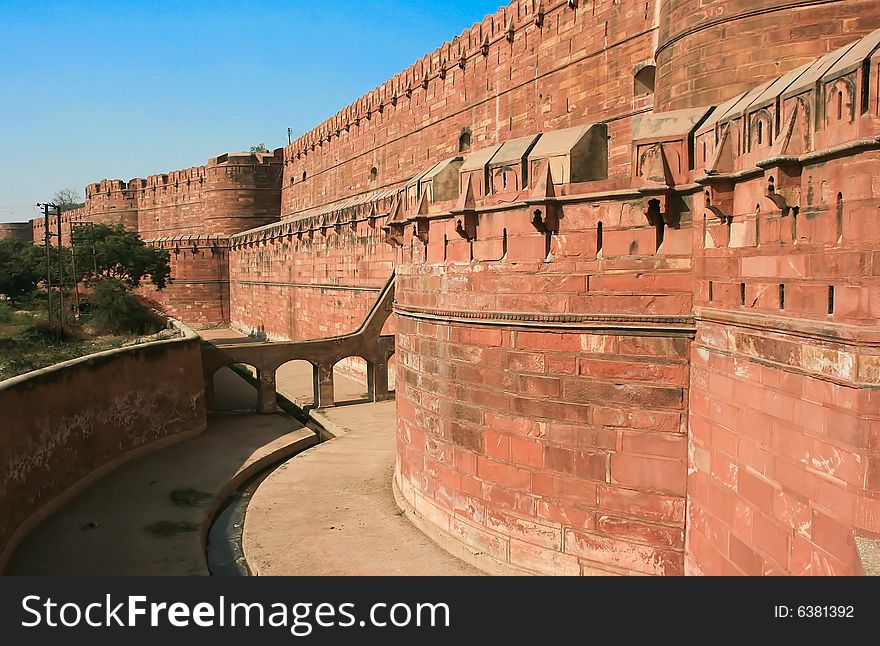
[28,0,880,575]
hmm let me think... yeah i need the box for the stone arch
[458,128,473,153]
[385,350,397,392]
[749,108,773,151]
[210,363,260,413]
[275,358,320,408]
[634,63,656,96]
[332,355,372,404]
[826,77,856,125]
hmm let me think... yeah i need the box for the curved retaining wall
[0,321,207,572]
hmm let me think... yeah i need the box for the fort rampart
[10,0,880,575]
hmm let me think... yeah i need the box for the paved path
[242,399,482,576]
[7,369,315,575]
[10,329,478,576]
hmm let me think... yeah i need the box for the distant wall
[228,218,396,340]
[0,223,33,243]
[140,239,232,326]
[0,321,207,572]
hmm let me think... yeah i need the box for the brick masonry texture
[656,0,880,111]
[0,222,33,243]
[26,0,880,575]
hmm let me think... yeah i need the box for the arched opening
[333,356,371,405]
[837,91,844,120]
[386,352,397,392]
[211,364,259,413]
[458,130,472,153]
[755,204,761,246]
[275,359,318,407]
[302,171,307,182]
[370,166,378,183]
[634,65,656,96]
[756,120,763,146]
[836,192,844,242]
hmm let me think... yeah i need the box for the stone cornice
[395,303,695,336]
[695,307,880,348]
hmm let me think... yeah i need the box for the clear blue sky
[0,0,503,223]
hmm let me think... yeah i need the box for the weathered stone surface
[18,1,880,576]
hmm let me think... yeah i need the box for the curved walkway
[243,399,482,576]
[8,337,479,576]
[7,369,315,575]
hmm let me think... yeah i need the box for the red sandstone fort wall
[0,222,34,243]
[687,81,880,575]
[135,152,283,324]
[228,219,395,340]
[392,198,694,573]
[229,0,659,342]
[41,0,880,575]
[281,0,657,217]
[39,152,284,326]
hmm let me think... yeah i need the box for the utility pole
[38,203,52,331]
[288,128,293,145]
[37,202,63,340]
[56,205,64,340]
[69,221,81,319]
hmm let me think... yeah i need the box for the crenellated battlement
[284,1,589,162]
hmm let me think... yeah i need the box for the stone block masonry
[0,222,33,243]
[29,0,880,574]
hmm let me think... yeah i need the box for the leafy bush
[89,278,162,335]
[0,302,13,323]
[24,320,62,344]
[0,238,42,303]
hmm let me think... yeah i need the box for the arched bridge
[201,274,396,413]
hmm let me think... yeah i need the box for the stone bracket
[526,198,558,233]
[696,175,735,220]
[413,217,430,244]
[639,187,676,226]
[382,222,405,247]
[758,156,802,216]
[453,211,477,240]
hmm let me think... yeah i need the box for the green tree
[71,224,171,289]
[0,238,43,304]
[89,277,161,335]
[249,143,269,153]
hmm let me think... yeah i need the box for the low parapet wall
[0,320,208,572]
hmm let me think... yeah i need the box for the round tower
[655,0,880,111]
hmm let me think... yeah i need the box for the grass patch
[0,294,143,381]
